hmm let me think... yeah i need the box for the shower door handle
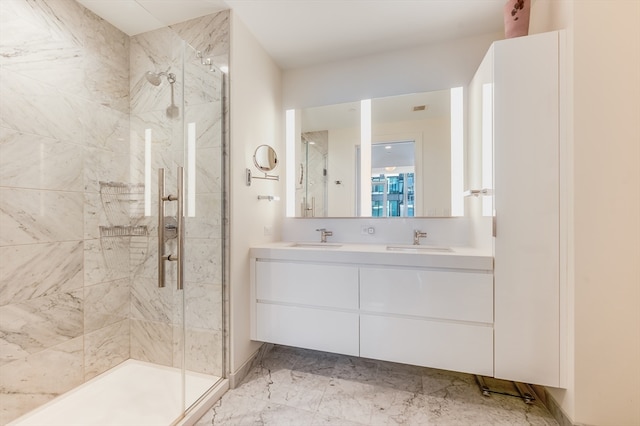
[175,167,184,290]
[158,168,167,288]
[157,167,184,290]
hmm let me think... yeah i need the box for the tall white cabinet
[470,31,566,388]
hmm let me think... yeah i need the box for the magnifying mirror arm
[253,172,279,181]
[245,168,280,186]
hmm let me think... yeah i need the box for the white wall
[571,2,640,424]
[283,32,502,109]
[531,2,640,425]
[229,12,283,375]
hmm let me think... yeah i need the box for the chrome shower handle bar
[157,167,184,290]
[176,167,184,290]
[158,168,166,288]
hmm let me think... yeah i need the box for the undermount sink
[291,243,343,249]
[386,245,453,253]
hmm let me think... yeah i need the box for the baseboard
[228,343,274,389]
[544,388,578,426]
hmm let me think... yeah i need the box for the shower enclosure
[123,32,227,425]
[0,2,228,424]
[298,132,329,217]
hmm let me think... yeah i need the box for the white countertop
[250,242,493,271]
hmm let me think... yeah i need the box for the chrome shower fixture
[145,70,179,119]
[145,71,176,86]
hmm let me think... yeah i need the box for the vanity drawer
[256,303,359,356]
[360,314,494,376]
[255,261,358,309]
[360,267,493,323]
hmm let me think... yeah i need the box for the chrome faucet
[413,230,427,245]
[316,228,333,243]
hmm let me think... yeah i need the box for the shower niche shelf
[99,226,149,269]
[99,225,148,237]
[98,182,148,269]
[99,181,145,222]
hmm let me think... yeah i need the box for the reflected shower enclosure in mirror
[286,88,464,218]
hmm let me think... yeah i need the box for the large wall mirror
[286,88,464,218]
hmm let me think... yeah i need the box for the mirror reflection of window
[369,141,416,217]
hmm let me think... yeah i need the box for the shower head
[145,71,176,86]
[144,70,179,119]
[145,71,162,86]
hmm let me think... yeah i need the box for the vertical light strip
[187,122,196,217]
[450,87,464,217]
[360,99,372,216]
[144,128,152,216]
[286,109,296,217]
[482,83,494,216]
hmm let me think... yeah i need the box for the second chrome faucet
[413,230,427,245]
[316,228,333,243]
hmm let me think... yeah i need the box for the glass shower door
[179,43,225,414]
[130,31,225,424]
[129,31,189,424]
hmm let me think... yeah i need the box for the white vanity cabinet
[359,267,493,323]
[359,267,494,376]
[250,247,495,376]
[252,260,360,356]
[469,30,566,387]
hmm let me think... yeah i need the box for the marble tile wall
[0,1,229,422]
[0,0,130,423]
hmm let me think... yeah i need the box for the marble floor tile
[195,393,268,426]
[233,366,330,414]
[196,345,559,426]
[330,355,379,385]
[316,377,378,424]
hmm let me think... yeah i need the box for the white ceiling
[76,0,505,69]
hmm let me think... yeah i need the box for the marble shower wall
[0,0,130,423]
[128,12,229,378]
[0,2,229,422]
